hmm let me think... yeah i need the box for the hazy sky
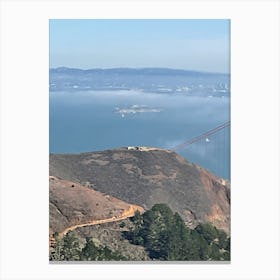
[50,19,230,73]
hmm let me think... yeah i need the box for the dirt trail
[59,204,144,237]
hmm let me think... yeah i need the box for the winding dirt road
[59,204,144,237]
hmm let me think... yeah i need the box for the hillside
[49,176,143,235]
[50,147,230,234]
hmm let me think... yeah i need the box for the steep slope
[50,147,230,234]
[49,176,143,235]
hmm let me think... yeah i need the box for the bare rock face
[199,169,230,233]
[50,147,230,234]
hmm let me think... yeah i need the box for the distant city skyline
[50,19,230,74]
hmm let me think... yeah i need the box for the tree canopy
[127,203,230,261]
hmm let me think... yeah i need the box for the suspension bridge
[171,121,230,179]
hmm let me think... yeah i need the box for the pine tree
[61,231,81,260]
[80,237,99,261]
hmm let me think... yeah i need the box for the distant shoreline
[49,66,230,76]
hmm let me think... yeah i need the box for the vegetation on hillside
[49,232,127,261]
[125,204,230,261]
[49,203,230,261]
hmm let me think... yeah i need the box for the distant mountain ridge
[50,67,228,76]
[49,67,230,95]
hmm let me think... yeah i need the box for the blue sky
[50,19,230,73]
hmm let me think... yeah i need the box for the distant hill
[50,147,230,234]
[49,67,230,95]
[50,67,225,76]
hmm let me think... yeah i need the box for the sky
[50,19,230,73]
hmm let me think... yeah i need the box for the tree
[80,237,127,261]
[126,203,231,261]
[61,231,81,260]
[130,210,144,245]
[167,212,187,260]
[80,237,99,261]
[195,223,219,244]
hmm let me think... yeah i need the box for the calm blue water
[50,90,230,179]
